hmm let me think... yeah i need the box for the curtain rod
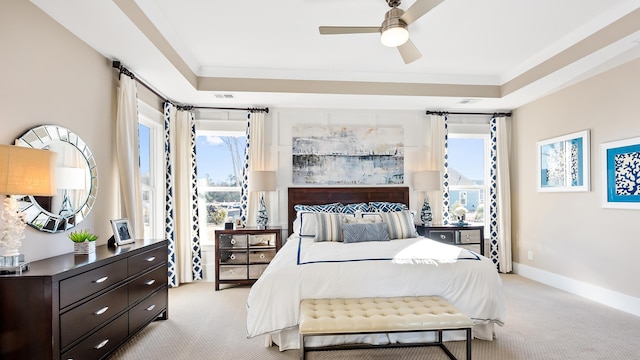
[426,110,512,117]
[112,60,269,114]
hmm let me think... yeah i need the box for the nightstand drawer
[428,230,455,244]
[219,250,248,264]
[459,230,481,244]
[249,233,276,246]
[219,265,247,280]
[219,234,248,249]
[249,264,268,279]
[249,249,276,264]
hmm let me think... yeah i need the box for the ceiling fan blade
[319,26,381,35]
[398,39,422,64]
[400,0,446,25]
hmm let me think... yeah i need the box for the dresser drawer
[61,312,128,360]
[219,265,247,280]
[428,230,455,244]
[60,284,128,348]
[219,234,247,249]
[249,264,268,279]
[459,229,481,244]
[249,233,276,246]
[128,246,167,276]
[129,288,167,333]
[219,250,248,264]
[128,265,168,305]
[248,249,275,264]
[60,259,127,309]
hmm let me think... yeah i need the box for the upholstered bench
[299,296,472,360]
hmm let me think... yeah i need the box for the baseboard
[513,262,640,318]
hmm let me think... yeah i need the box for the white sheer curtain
[490,116,512,272]
[427,114,448,225]
[164,102,202,286]
[115,75,143,238]
[243,112,266,227]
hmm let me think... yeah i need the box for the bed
[246,186,505,351]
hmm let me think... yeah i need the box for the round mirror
[16,125,98,233]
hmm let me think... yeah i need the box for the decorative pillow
[339,202,369,214]
[295,211,318,237]
[368,201,408,213]
[314,212,343,242]
[357,212,384,223]
[379,210,418,239]
[342,223,390,243]
[294,203,342,213]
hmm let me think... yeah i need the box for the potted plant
[69,229,98,255]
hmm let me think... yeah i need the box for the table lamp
[247,171,276,228]
[413,170,441,226]
[0,144,57,269]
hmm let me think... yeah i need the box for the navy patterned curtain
[163,102,203,287]
[442,114,450,225]
[240,112,251,226]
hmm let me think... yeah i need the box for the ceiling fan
[319,0,445,64]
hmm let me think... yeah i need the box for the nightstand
[416,224,485,256]
[214,226,282,290]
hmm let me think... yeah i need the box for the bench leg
[300,334,305,360]
[466,328,472,360]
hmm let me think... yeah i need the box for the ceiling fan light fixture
[381,26,409,47]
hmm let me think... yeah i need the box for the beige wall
[1,0,117,260]
[512,58,640,299]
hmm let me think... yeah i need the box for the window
[195,130,246,245]
[447,134,489,225]
[138,115,163,239]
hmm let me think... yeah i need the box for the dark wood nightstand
[416,224,485,256]
[214,226,282,291]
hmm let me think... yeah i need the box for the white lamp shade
[248,171,276,192]
[56,167,86,190]
[413,171,441,191]
[0,144,57,196]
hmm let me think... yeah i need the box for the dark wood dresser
[0,239,168,360]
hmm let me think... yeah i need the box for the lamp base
[0,253,29,275]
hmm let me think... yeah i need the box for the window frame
[138,101,164,240]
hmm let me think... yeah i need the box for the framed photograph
[110,218,134,245]
[600,136,640,209]
[537,130,590,192]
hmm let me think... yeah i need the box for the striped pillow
[379,210,417,239]
[313,212,343,242]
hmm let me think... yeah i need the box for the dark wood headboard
[287,187,410,236]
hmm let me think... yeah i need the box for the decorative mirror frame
[16,125,98,233]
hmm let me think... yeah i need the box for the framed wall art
[537,130,590,192]
[600,136,640,209]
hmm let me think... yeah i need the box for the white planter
[74,241,96,255]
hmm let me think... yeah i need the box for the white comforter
[246,236,505,350]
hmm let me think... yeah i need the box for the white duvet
[246,235,506,350]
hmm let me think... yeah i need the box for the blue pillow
[340,202,369,214]
[342,223,390,243]
[294,203,342,213]
[368,201,408,212]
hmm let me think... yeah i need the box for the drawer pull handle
[259,253,265,259]
[94,306,109,315]
[230,239,236,245]
[229,254,236,260]
[146,304,156,312]
[145,279,156,286]
[94,339,109,350]
[465,234,471,240]
[440,234,446,240]
[94,276,108,284]
[145,256,156,262]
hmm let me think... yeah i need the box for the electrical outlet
[527,251,534,261]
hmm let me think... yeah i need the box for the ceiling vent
[458,99,480,105]
[214,94,234,99]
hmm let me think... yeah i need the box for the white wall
[1,0,118,261]
[511,57,640,314]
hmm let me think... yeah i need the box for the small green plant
[68,229,98,243]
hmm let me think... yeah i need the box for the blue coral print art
[602,137,640,208]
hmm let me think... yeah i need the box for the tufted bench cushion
[299,296,472,360]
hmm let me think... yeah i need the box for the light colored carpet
[110,274,640,359]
